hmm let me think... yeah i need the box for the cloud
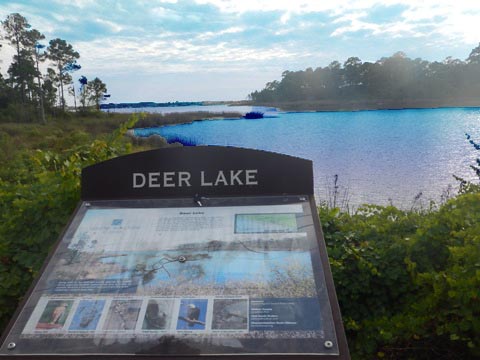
[327,1,480,45]
[94,18,123,33]
[1,0,479,100]
[74,32,303,77]
[51,0,97,8]
[151,6,182,20]
[196,26,244,40]
[195,0,480,45]
[194,0,335,14]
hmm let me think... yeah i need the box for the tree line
[0,13,108,122]
[249,45,480,107]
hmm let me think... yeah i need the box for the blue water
[102,250,311,286]
[135,107,480,208]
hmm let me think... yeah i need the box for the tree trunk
[14,34,26,121]
[72,85,77,112]
[58,64,65,112]
[35,51,46,124]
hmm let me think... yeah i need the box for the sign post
[0,146,350,359]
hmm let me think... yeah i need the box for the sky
[0,0,479,102]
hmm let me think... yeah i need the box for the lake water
[134,106,480,208]
[102,250,311,286]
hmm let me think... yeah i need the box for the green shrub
[0,115,138,332]
[321,192,480,359]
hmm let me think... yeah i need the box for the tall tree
[343,57,362,86]
[2,13,30,57]
[465,43,480,96]
[0,73,11,111]
[466,43,480,64]
[7,49,38,99]
[27,29,46,123]
[64,62,81,112]
[43,68,58,112]
[86,77,107,110]
[34,43,47,123]
[78,75,88,111]
[47,38,80,111]
[2,13,32,107]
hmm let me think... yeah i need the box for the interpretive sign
[0,146,349,359]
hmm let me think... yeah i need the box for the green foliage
[250,44,480,109]
[405,194,480,358]
[86,77,107,111]
[321,192,480,359]
[0,12,107,122]
[1,13,46,122]
[47,38,80,111]
[453,134,480,194]
[0,115,138,333]
[320,205,421,358]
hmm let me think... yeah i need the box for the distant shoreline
[105,99,480,115]
[124,100,480,133]
[121,101,480,135]
[101,100,251,110]
[129,111,244,130]
[251,98,480,112]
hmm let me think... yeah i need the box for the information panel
[0,147,349,359]
[1,197,340,356]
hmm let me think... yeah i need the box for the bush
[321,192,480,359]
[0,115,138,332]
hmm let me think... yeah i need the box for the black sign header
[81,146,313,200]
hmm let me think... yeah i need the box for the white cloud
[150,6,182,20]
[280,12,291,24]
[195,0,478,16]
[74,33,302,76]
[332,11,369,24]
[51,0,97,8]
[95,18,123,33]
[196,0,480,45]
[433,12,480,44]
[196,26,244,40]
[325,1,480,45]
[194,0,336,14]
[331,10,424,38]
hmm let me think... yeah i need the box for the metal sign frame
[0,146,350,359]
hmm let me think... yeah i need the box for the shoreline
[252,99,480,112]
[115,100,480,130]
[126,101,480,131]
[132,111,244,129]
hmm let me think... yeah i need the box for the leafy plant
[321,190,480,359]
[0,115,138,332]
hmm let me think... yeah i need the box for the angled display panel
[0,147,349,359]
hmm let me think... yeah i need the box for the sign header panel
[81,146,313,200]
